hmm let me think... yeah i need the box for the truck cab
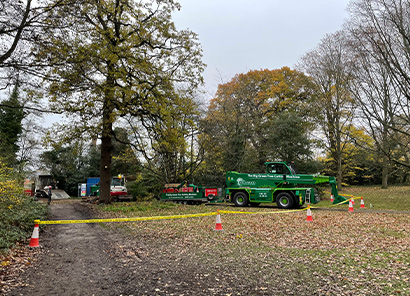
[266,162,295,175]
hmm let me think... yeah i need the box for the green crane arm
[313,175,346,204]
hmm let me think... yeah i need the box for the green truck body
[226,162,345,208]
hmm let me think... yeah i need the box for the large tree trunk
[99,105,113,204]
[381,154,389,189]
[337,155,343,191]
[99,66,115,204]
[328,108,343,191]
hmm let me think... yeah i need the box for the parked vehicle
[225,161,345,208]
[90,174,128,201]
[34,173,55,198]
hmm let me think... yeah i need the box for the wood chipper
[160,180,223,204]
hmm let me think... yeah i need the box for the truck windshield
[111,178,123,186]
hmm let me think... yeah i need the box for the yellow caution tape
[35,190,370,226]
[220,208,307,215]
[310,199,348,208]
[319,191,363,208]
[34,207,311,225]
[35,212,218,225]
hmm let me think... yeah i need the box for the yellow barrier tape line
[323,191,361,200]
[310,199,349,208]
[319,191,362,208]
[220,208,307,215]
[34,207,310,225]
[35,212,218,225]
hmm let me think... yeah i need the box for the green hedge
[0,195,48,250]
[0,161,48,251]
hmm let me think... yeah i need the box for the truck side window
[277,164,290,175]
[268,164,276,174]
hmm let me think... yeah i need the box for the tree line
[1,0,409,202]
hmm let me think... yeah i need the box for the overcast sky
[172,0,351,98]
[42,1,351,127]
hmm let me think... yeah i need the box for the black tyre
[233,192,249,207]
[276,192,294,209]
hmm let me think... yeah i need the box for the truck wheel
[233,192,249,207]
[276,192,294,209]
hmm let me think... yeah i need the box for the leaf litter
[109,205,410,295]
[2,202,409,295]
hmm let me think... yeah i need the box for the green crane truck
[225,161,345,208]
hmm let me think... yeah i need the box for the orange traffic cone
[360,197,365,208]
[348,199,354,212]
[330,194,334,202]
[29,223,40,247]
[351,197,355,205]
[214,210,223,231]
[306,204,313,222]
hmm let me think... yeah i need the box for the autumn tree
[347,0,410,186]
[200,68,315,182]
[0,0,73,173]
[321,125,378,185]
[126,89,203,185]
[111,127,141,177]
[346,35,400,188]
[299,31,356,190]
[33,0,204,203]
[267,112,313,164]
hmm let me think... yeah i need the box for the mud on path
[8,200,135,295]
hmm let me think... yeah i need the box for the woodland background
[1,0,410,201]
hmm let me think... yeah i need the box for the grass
[96,186,410,295]
[318,185,410,211]
[101,201,177,213]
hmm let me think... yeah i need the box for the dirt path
[8,200,134,296]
